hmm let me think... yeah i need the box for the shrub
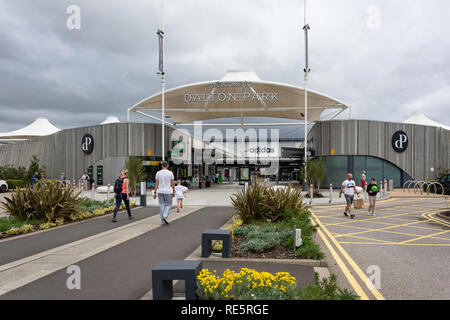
[0,165,27,180]
[299,273,359,300]
[234,224,292,253]
[230,183,268,223]
[39,222,57,230]
[0,188,34,221]
[28,181,82,222]
[0,181,82,223]
[231,183,305,223]
[262,186,305,222]
[6,227,20,235]
[4,179,27,190]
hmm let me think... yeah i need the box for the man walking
[153,161,175,225]
[339,173,359,219]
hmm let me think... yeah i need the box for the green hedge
[4,179,27,190]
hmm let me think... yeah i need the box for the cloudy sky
[0,0,449,136]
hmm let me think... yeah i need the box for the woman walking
[112,169,134,222]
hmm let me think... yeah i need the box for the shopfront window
[322,156,348,188]
[383,160,401,188]
[321,155,403,188]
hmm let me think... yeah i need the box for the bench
[152,260,202,300]
[201,229,232,258]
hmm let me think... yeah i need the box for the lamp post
[157,29,165,161]
[303,0,310,190]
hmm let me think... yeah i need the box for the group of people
[111,161,186,225]
[339,171,380,219]
[31,171,45,187]
[111,164,381,223]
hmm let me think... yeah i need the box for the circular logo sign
[392,130,408,153]
[81,134,94,155]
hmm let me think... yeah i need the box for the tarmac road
[312,198,450,300]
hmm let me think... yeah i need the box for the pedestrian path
[0,206,232,299]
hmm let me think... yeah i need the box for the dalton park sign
[184,81,280,103]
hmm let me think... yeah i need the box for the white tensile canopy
[404,112,450,131]
[100,116,121,125]
[129,71,349,124]
[0,117,60,140]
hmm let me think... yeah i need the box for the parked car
[0,180,8,193]
[437,174,450,195]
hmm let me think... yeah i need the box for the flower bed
[197,268,358,300]
[197,268,297,300]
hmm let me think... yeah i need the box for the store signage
[143,161,160,166]
[392,130,408,153]
[81,134,94,155]
[184,82,279,103]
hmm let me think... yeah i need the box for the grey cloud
[0,0,448,134]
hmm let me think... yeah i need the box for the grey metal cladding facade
[0,123,172,181]
[310,120,450,181]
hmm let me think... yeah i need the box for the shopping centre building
[0,71,448,188]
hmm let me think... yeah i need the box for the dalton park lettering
[184,81,279,103]
[184,92,279,103]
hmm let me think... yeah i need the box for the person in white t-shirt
[175,180,187,213]
[339,173,359,219]
[153,161,175,225]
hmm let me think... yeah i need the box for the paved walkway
[311,197,450,300]
[0,206,233,299]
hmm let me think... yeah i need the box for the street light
[157,29,165,162]
[303,0,310,190]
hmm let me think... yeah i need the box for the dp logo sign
[392,130,408,153]
[81,134,94,154]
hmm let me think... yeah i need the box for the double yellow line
[310,210,385,300]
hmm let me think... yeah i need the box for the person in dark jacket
[366,178,379,216]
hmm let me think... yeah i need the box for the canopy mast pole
[303,0,310,189]
[157,0,165,162]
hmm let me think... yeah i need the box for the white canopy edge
[128,71,349,124]
[0,117,60,140]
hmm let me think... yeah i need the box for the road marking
[323,208,439,228]
[425,212,450,227]
[332,213,442,239]
[338,242,450,246]
[399,228,450,245]
[310,216,370,300]
[311,211,385,300]
[333,233,396,244]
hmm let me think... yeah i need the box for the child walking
[175,180,187,213]
[366,178,379,216]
